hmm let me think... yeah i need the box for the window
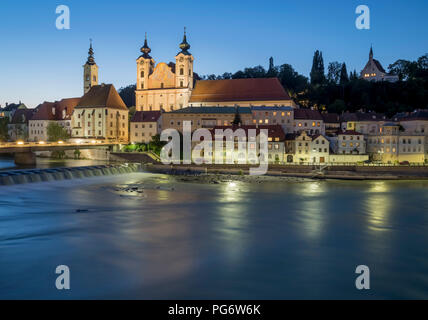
[160,83,164,88]
[180,68,184,75]
[180,81,184,87]
[141,71,144,78]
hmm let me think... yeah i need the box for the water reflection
[1,175,428,299]
[366,181,393,232]
[298,182,327,239]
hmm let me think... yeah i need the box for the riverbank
[143,163,428,180]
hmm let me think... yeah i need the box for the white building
[294,131,330,164]
[29,98,80,142]
[130,111,162,143]
[360,47,399,82]
[71,84,129,142]
[367,123,426,163]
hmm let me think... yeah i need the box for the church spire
[140,32,152,59]
[178,27,191,55]
[86,39,95,65]
[369,45,373,60]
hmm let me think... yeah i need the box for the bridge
[0,141,124,164]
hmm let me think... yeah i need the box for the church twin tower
[83,30,194,112]
[135,29,195,112]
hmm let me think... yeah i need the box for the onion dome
[178,27,191,55]
[86,39,95,65]
[140,33,152,59]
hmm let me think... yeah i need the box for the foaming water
[0,174,428,299]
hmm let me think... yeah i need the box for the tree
[232,107,242,125]
[277,64,308,96]
[327,62,341,84]
[266,57,278,77]
[310,50,325,85]
[388,59,412,80]
[47,122,70,142]
[0,118,9,142]
[118,84,136,107]
[328,99,347,113]
[349,69,359,81]
[339,63,349,85]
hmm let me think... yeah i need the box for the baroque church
[135,30,295,112]
[135,30,194,112]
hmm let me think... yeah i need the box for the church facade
[360,47,399,83]
[135,31,296,112]
[135,31,194,112]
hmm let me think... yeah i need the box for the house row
[7,84,129,143]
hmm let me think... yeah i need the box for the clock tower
[83,40,98,95]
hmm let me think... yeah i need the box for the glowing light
[228,182,237,188]
[58,140,64,144]
[91,140,96,144]
[17,141,24,145]
[39,141,45,145]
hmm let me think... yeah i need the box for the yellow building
[135,31,194,112]
[71,84,129,142]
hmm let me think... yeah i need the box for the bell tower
[175,27,194,90]
[136,33,155,110]
[83,39,98,95]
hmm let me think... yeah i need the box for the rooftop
[294,108,323,120]
[131,111,162,122]
[76,84,128,110]
[189,78,292,103]
[168,106,252,114]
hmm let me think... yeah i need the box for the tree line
[118,52,428,117]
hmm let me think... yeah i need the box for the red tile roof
[30,98,80,121]
[76,84,128,110]
[294,108,323,120]
[339,130,363,135]
[189,78,291,103]
[131,111,161,122]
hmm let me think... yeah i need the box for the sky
[0,0,427,108]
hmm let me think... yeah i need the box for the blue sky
[0,0,426,108]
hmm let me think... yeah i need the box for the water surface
[0,173,427,299]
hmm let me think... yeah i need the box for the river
[0,161,427,299]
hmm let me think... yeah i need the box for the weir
[0,163,142,186]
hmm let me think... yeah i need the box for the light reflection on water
[0,173,428,299]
